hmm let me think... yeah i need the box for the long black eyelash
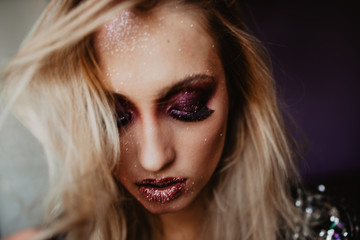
[113,94,134,128]
[116,111,133,127]
[169,106,214,122]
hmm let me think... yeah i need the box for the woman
[1,0,358,239]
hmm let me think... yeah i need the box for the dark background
[241,0,359,213]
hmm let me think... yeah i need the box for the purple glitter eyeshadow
[116,111,133,127]
[114,94,134,127]
[169,107,214,121]
[166,90,214,122]
[113,76,216,128]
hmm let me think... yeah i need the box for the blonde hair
[1,0,302,239]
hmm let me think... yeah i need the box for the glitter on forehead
[101,10,152,55]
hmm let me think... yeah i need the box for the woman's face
[96,5,228,214]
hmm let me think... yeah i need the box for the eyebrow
[157,74,217,101]
[112,74,217,103]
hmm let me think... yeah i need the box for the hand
[2,229,40,240]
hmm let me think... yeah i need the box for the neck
[155,195,207,240]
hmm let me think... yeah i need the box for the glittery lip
[136,177,187,204]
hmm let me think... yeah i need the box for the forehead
[95,4,221,98]
[96,4,209,53]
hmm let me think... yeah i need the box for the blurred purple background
[242,1,360,211]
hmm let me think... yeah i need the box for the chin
[141,202,184,214]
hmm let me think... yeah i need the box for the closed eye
[116,111,133,127]
[165,89,215,122]
[168,106,214,122]
[113,94,134,128]
[112,74,217,126]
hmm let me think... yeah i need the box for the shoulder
[3,229,40,240]
[3,229,66,240]
[294,185,360,239]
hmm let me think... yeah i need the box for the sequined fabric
[293,185,359,240]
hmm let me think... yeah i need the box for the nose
[137,118,175,172]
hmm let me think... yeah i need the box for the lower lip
[137,179,186,204]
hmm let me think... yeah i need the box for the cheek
[114,132,140,179]
[179,89,228,175]
[175,114,227,177]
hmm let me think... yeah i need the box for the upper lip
[135,177,187,188]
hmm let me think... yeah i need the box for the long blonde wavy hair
[1,0,302,239]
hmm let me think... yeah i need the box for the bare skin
[3,229,40,240]
[157,194,206,240]
[95,4,228,240]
